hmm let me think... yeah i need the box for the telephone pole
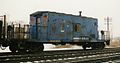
[0,15,7,39]
[104,17,112,40]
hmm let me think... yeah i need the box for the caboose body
[30,11,98,42]
[0,11,110,52]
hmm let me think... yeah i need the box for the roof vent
[79,11,82,16]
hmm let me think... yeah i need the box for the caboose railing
[7,24,31,40]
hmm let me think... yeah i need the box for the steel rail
[0,48,120,63]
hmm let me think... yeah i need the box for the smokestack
[79,11,82,16]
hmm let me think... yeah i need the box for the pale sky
[0,0,120,38]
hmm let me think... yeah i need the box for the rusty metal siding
[47,13,73,42]
[37,13,48,41]
[29,16,37,40]
[82,17,98,39]
[29,11,98,42]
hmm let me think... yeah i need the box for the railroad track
[1,48,120,63]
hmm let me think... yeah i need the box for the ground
[107,39,120,48]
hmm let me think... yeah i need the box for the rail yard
[0,11,117,63]
[0,48,120,63]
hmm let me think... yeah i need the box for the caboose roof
[30,11,97,20]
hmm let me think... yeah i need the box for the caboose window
[74,24,80,32]
[61,23,64,32]
[37,18,40,25]
[30,16,35,25]
[52,23,56,33]
[37,18,40,31]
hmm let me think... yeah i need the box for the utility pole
[0,15,7,39]
[4,15,7,39]
[104,17,112,40]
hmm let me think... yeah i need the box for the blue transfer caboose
[29,11,108,50]
[0,11,110,53]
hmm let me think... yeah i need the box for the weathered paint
[29,11,98,42]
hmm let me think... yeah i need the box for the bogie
[9,41,44,53]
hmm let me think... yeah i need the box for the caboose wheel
[91,42,105,50]
[82,45,86,50]
[39,44,44,51]
[9,45,17,53]
[9,42,18,53]
[98,42,105,50]
[91,43,97,50]
[28,43,44,53]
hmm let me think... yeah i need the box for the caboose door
[36,15,48,41]
[73,23,81,42]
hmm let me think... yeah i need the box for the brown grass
[108,40,120,48]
